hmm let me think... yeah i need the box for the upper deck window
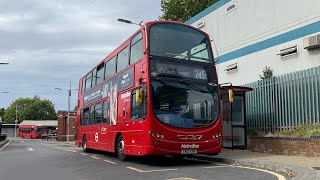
[130,32,143,64]
[117,46,129,73]
[96,63,104,85]
[85,71,92,91]
[105,56,116,80]
[149,23,213,63]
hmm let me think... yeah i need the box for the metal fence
[244,66,320,132]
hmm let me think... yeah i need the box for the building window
[130,32,143,65]
[225,3,237,14]
[105,56,116,80]
[117,46,129,73]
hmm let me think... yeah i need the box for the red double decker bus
[75,20,223,160]
[19,125,42,139]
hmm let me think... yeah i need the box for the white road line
[0,139,11,151]
[103,160,117,164]
[166,178,198,180]
[27,147,35,151]
[127,167,178,173]
[235,166,286,180]
[204,165,229,169]
[91,155,100,159]
[80,153,87,156]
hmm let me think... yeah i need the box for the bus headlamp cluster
[150,131,165,140]
[213,133,222,139]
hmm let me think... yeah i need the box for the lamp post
[55,81,78,142]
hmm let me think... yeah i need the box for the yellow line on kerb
[127,167,178,173]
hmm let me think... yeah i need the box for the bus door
[122,86,146,151]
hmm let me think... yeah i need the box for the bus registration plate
[181,149,197,154]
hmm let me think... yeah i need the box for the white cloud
[0,0,162,111]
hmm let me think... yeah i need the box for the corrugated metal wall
[245,66,320,132]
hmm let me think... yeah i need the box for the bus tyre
[82,136,89,152]
[117,135,127,161]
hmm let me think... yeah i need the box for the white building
[186,0,320,85]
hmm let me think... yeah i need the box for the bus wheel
[117,135,127,161]
[82,136,89,152]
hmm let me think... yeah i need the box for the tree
[259,66,273,80]
[159,0,219,22]
[3,96,57,124]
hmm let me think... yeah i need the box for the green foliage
[274,125,320,138]
[0,108,5,122]
[3,96,57,124]
[259,66,273,80]
[159,0,219,22]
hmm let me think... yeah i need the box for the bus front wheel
[82,136,89,152]
[116,135,127,161]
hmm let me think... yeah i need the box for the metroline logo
[181,144,199,149]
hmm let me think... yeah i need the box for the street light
[54,81,78,142]
[117,18,143,26]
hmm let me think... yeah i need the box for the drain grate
[312,167,320,170]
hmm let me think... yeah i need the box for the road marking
[166,178,197,180]
[27,147,35,151]
[81,153,87,156]
[204,165,229,169]
[127,167,178,173]
[91,155,100,159]
[66,149,77,153]
[235,166,286,180]
[0,139,11,151]
[104,160,117,164]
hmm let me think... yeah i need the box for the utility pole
[67,81,71,142]
[15,106,18,138]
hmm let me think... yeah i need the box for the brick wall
[57,111,77,141]
[249,137,320,157]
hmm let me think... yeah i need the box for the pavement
[0,138,9,148]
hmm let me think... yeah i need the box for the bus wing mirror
[136,89,143,104]
[228,89,234,103]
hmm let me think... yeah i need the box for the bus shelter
[220,86,253,149]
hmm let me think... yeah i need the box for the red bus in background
[19,125,42,139]
[75,20,223,161]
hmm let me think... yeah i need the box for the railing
[244,66,320,132]
[41,134,57,141]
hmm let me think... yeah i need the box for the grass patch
[248,124,320,138]
[274,124,320,138]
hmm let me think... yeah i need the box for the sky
[0,0,162,111]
